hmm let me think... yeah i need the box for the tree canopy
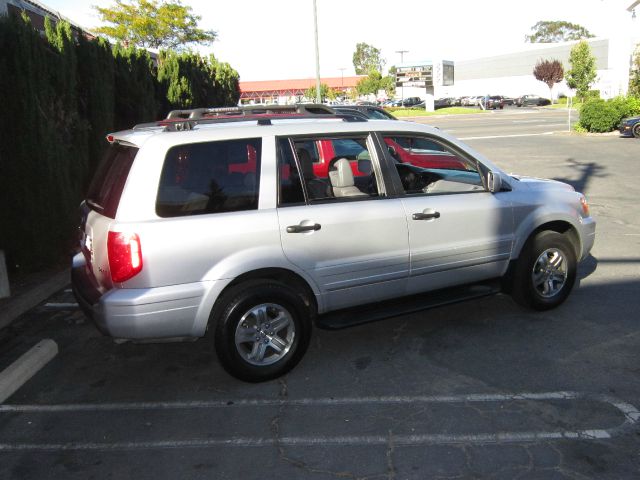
[566,40,597,100]
[352,42,385,75]
[93,0,217,50]
[533,59,564,101]
[525,21,594,43]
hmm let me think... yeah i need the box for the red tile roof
[239,76,364,93]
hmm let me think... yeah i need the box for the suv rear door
[276,134,409,312]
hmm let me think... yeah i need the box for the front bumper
[619,124,634,137]
[579,216,597,261]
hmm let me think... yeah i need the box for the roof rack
[166,103,335,120]
[133,110,367,131]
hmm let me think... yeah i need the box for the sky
[41,0,640,81]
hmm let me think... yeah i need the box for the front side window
[383,134,485,196]
[156,138,261,217]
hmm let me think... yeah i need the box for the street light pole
[313,0,322,104]
[396,50,408,105]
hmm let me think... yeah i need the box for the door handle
[287,223,321,233]
[412,211,440,220]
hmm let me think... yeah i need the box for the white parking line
[460,132,555,140]
[0,391,636,451]
[0,340,58,404]
[43,303,79,309]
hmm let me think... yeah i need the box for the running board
[316,280,502,330]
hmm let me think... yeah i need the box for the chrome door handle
[287,223,321,233]
[412,211,440,220]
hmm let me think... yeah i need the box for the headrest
[329,158,354,188]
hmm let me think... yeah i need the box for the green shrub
[579,96,640,132]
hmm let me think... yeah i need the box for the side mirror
[358,159,372,175]
[487,171,502,193]
[387,145,398,159]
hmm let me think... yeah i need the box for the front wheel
[511,231,577,310]
[213,280,312,382]
[633,124,640,139]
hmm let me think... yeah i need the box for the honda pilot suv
[72,107,596,382]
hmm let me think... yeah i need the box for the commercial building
[238,76,365,104]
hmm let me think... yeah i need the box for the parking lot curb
[0,339,58,403]
[0,270,70,331]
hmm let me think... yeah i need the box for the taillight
[107,231,143,283]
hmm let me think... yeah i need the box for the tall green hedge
[579,96,640,133]
[0,14,240,273]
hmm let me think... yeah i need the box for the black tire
[511,231,577,310]
[633,124,640,139]
[212,280,312,382]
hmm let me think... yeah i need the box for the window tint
[86,144,138,219]
[281,137,379,203]
[156,138,261,217]
[383,134,485,195]
[278,138,305,205]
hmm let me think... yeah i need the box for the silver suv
[72,108,596,382]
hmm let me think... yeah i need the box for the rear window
[86,144,138,219]
[156,138,261,217]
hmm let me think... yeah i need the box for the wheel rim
[234,303,295,366]
[531,248,568,298]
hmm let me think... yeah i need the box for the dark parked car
[332,105,397,120]
[402,97,423,107]
[619,116,640,138]
[516,95,551,107]
[486,96,505,110]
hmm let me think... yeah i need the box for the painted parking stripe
[460,132,555,140]
[43,303,79,309]
[0,391,636,451]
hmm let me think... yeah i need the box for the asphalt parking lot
[1,109,639,479]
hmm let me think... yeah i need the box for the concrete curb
[0,339,58,403]
[0,270,70,331]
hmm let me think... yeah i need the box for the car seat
[329,158,366,197]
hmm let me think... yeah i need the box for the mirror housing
[487,171,502,193]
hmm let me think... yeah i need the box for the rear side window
[86,144,138,219]
[156,138,261,217]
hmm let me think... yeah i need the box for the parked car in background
[402,97,423,107]
[502,96,515,106]
[332,105,398,120]
[486,96,505,110]
[619,115,640,138]
[516,95,551,107]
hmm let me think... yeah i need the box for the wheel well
[222,268,318,314]
[530,221,580,258]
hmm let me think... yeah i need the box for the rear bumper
[71,253,228,340]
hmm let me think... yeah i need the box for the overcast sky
[42,0,640,81]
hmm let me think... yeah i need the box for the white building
[442,37,638,100]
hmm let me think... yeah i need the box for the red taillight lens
[107,231,143,283]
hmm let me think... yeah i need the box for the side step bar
[315,280,502,330]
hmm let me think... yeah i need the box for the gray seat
[297,148,331,199]
[329,158,367,197]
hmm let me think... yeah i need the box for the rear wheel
[213,280,312,382]
[633,124,640,139]
[511,231,577,310]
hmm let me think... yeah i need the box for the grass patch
[548,102,582,111]
[389,107,486,117]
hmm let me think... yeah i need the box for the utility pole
[395,50,408,64]
[313,0,322,103]
[396,50,408,105]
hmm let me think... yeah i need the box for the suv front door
[379,132,514,295]
[276,135,409,312]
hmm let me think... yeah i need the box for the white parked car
[72,107,596,382]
